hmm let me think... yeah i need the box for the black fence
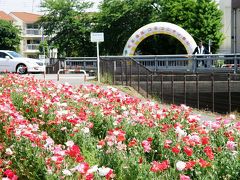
[100,57,240,114]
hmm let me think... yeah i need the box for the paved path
[26,73,95,86]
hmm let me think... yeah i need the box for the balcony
[24,29,42,36]
[24,44,40,52]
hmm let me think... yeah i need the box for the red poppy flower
[128,138,137,147]
[201,136,209,145]
[203,146,214,160]
[67,145,81,158]
[198,158,211,168]
[183,146,193,156]
[185,160,196,170]
[117,134,125,142]
[172,146,180,154]
[150,160,170,172]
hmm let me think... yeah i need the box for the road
[26,73,96,86]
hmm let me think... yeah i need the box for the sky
[0,0,221,14]
[0,0,102,14]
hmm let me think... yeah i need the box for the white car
[0,50,45,74]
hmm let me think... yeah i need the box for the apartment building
[215,0,240,53]
[0,11,42,58]
[231,0,240,53]
[9,12,42,58]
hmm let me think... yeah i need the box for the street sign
[90,32,104,83]
[91,32,104,42]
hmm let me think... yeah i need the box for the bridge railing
[100,56,240,113]
[46,54,240,74]
[132,54,240,73]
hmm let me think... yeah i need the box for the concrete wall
[233,8,240,53]
[218,0,232,53]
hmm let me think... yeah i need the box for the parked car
[0,50,44,74]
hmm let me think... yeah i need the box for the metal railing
[100,57,240,114]
[46,54,240,74]
[25,29,41,35]
[132,54,240,74]
[26,44,39,50]
[64,57,97,71]
[57,69,87,82]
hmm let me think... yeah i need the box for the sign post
[91,32,104,83]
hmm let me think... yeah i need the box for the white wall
[235,9,240,53]
[218,0,232,53]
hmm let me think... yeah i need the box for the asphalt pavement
[26,73,96,86]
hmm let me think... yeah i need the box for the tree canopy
[156,0,224,53]
[0,20,21,51]
[39,0,95,57]
[94,0,157,55]
[39,0,224,56]
[95,0,224,55]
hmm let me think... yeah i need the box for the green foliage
[10,139,47,180]
[39,0,96,57]
[0,20,21,51]
[156,0,224,53]
[89,112,114,139]
[39,0,224,56]
[1,74,240,179]
[38,40,49,57]
[95,0,224,55]
[95,0,156,55]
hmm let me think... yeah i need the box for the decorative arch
[123,22,197,56]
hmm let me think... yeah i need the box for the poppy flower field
[0,74,239,179]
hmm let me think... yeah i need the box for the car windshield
[8,51,22,58]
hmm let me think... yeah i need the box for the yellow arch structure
[123,22,197,56]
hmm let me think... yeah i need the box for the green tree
[94,0,156,55]
[157,0,224,53]
[95,0,224,55]
[0,20,21,51]
[39,0,95,57]
[38,40,49,57]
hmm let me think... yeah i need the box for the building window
[26,24,39,29]
[27,39,40,44]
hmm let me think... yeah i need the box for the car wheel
[16,64,27,74]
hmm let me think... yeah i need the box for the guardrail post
[106,61,109,83]
[113,61,116,85]
[130,61,132,86]
[57,69,87,82]
[146,71,149,98]
[166,60,169,69]
[192,56,196,73]
[125,60,128,86]
[154,56,157,71]
[234,54,237,74]
[138,65,140,92]
[161,74,163,101]
[57,69,64,81]
[150,74,153,97]
[196,73,199,109]
[228,73,231,113]
[171,74,174,104]
[101,59,104,78]
[120,60,123,86]
[184,74,186,105]
[211,73,215,112]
